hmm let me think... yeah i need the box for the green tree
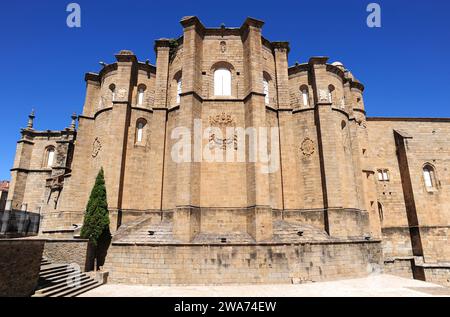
[80,168,110,250]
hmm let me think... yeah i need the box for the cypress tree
[80,168,110,247]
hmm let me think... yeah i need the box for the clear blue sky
[0,0,449,180]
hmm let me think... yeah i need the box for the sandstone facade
[6,17,449,286]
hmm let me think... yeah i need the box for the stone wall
[383,258,415,280]
[424,266,450,287]
[367,119,450,266]
[43,239,93,272]
[104,240,382,285]
[0,239,45,297]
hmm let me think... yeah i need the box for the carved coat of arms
[300,137,315,157]
[208,112,238,150]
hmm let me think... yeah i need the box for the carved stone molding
[209,112,234,127]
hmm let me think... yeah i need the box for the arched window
[300,85,309,107]
[263,78,270,105]
[328,85,335,103]
[423,165,436,189]
[44,146,55,168]
[176,79,182,104]
[136,119,147,144]
[137,85,146,105]
[214,68,231,96]
[109,84,116,102]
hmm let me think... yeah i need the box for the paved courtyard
[80,274,450,297]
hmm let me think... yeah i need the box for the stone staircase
[32,258,103,297]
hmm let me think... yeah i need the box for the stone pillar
[172,16,204,242]
[272,42,290,110]
[310,57,343,236]
[82,74,101,118]
[153,40,171,109]
[152,40,171,210]
[107,50,136,231]
[241,18,273,241]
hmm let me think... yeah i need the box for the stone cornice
[308,56,329,65]
[115,50,138,63]
[272,41,290,54]
[10,168,52,174]
[20,128,76,138]
[241,17,265,30]
[350,80,365,92]
[288,63,309,76]
[137,62,156,74]
[326,64,346,81]
[180,16,206,33]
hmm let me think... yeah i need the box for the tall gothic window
[328,85,335,103]
[423,164,436,189]
[137,85,146,105]
[110,84,116,102]
[44,146,55,168]
[176,79,182,104]
[136,119,147,144]
[214,68,231,96]
[300,85,309,107]
[263,78,270,105]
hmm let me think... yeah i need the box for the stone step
[40,267,77,279]
[33,278,98,298]
[35,274,90,294]
[48,280,102,298]
[33,258,103,297]
[37,271,88,289]
[39,264,68,273]
[71,281,103,297]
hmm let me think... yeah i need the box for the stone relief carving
[116,88,128,100]
[92,137,102,158]
[208,112,238,150]
[300,137,315,157]
[220,41,226,53]
[319,89,329,102]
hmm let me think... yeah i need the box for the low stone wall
[383,258,414,279]
[104,240,382,285]
[327,209,370,239]
[0,239,45,297]
[424,266,450,287]
[43,239,93,272]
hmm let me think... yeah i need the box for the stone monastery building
[7,17,450,286]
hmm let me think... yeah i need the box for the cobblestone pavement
[80,274,450,297]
